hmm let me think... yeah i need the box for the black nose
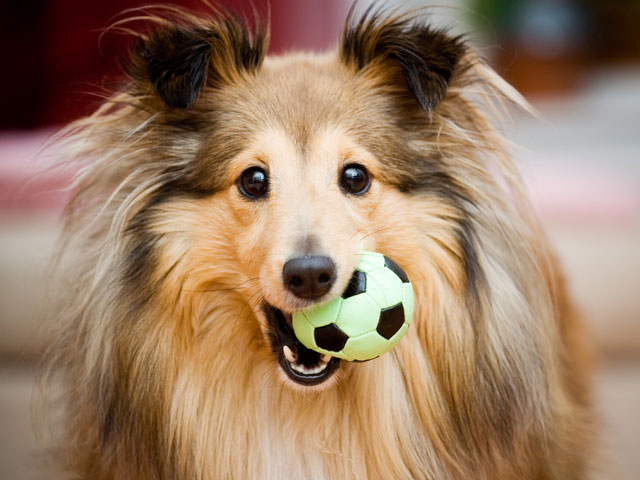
[282,256,336,299]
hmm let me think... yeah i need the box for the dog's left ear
[340,9,466,112]
[131,16,267,109]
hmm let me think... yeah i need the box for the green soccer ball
[292,251,414,362]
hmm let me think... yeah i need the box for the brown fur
[45,5,594,479]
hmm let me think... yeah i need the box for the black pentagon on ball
[376,303,405,339]
[342,269,367,299]
[383,256,409,283]
[315,323,349,352]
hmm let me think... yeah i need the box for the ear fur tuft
[131,12,267,109]
[340,7,466,111]
[138,27,212,109]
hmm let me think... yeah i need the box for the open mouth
[264,304,341,386]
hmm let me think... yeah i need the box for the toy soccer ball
[292,252,414,361]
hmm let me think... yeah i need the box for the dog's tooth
[321,354,331,363]
[288,357,329,376]
[283,345,296,363]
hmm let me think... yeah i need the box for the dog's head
[83,7,490,392]
[62,7,535,399]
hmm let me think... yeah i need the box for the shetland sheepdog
[46,5,593,479]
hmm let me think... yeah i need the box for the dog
[46,5,594,479]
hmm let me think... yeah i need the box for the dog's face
[121,12,474,390]
[225,124,379,386]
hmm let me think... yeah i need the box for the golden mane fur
[45,5,593,479]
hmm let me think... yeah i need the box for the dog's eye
[340,164,370,195]
[238,167,269,199]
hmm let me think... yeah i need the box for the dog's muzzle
[264,304,341,386]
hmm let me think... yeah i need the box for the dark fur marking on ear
[340,6,466,111]
[139,27,212,109]
[131,13,267,109]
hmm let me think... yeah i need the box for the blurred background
[0,1,638,478]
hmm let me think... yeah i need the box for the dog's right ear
[130,15,267,109]
[340,7,465,113]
